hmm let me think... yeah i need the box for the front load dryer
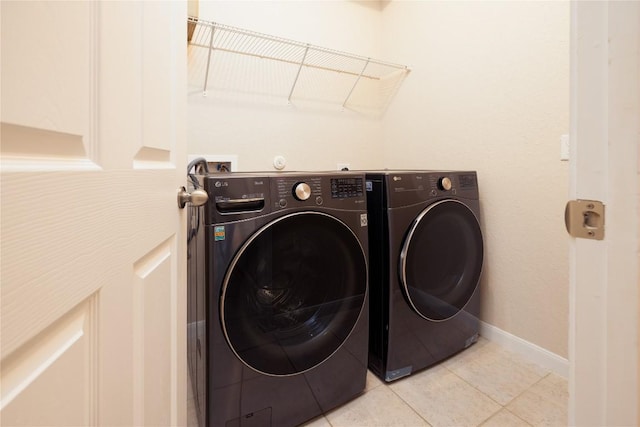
[187,171,369,426]
[365,170,483,382]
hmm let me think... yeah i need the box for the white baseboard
[480,321,569,379]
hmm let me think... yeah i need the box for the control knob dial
[293,182,311,201]
[438,177,452,191]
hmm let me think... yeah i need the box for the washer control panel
[331,177,364,199]
[273,174,366,210]
[274,176,322,209]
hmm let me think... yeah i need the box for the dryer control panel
[366,171,479,209]
[427,173,477,196]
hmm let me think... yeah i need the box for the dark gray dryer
[187,171,369,427]
[365,170,483,382]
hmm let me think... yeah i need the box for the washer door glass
[400,199,483,321]
[221,212,367,376]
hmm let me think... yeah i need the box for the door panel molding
[0,296,98,426]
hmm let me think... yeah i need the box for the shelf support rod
[288,44,310,102]
[203,24,216,96]
[342,58,370,108]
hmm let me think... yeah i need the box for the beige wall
[381,1,570,357]
[188,1,571,358]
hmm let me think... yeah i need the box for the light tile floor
[188,337,568,427]
[303,337,568,427]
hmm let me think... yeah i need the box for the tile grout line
[503,406,535,426]
[441,356,550,426]
[382,380,436,427]
[445,344,558,402]
[477,406,535,427]
[500,373,564,426]
[511,371,569,412]
[443,360,511,408]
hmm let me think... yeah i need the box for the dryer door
[220,212,367,376]
[400,199,483,321]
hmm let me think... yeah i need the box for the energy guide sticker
[214,226,225,241]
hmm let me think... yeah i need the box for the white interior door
[1,1,187,426]
[569,1,639,425]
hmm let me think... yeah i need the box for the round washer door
[400,199,483,321]
[220,211,367,376]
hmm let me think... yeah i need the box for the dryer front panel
[400,199,483,321]
[220,211,367,376]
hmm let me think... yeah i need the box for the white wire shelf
[187,17,411,113]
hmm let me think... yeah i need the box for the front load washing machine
[365,170,483,382]
[187,171,369,427]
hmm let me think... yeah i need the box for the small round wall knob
[273,155,286,170]
[438,177,452,191]
[293,182,311,201]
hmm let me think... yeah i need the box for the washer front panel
[400,199,483,321]
[220,211,367,376]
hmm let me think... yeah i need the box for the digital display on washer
[331,178,364,198]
